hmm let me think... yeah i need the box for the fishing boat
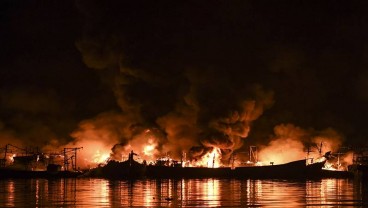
[145,151,329,179]
[144,158,326,179]
[0,144,83,179]
[233,158,326,179]
[0,155,82,179]
[230,147,331,179]
[319,151,354,178]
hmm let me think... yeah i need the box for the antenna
[319,142,323,155]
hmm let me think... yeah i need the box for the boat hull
[233,159,326,179]
[87,160,146,179]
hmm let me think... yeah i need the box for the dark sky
[1,0,368,154]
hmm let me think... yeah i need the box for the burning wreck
[0,142,355,179]
[85,145,335,179]
[0,113,355,180]
[85,150,146,179]
[0,144,83,178]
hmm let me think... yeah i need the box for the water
[0,178,367,207]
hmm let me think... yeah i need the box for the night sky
[1,0,368,157]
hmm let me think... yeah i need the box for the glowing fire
[9,154,16,163]
[92,150,110,164]
[143,138,156,157]
[323,162,337,171]
[322,161,345,171]
[192,148,222,168]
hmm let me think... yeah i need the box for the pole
[4,144,8,160]
[212,153,215,168]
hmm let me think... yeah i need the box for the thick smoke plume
[69,1,278,167]
[0,88,73,151]
[2,1,367,170]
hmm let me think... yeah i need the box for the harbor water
[0,178,367,207]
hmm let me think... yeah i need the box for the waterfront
[0,178,367,207]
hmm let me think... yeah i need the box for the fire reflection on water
[245,180,262,206]
[306,179,355,207]
[106,179,221,207]
[6,180,14,207]
[0,178,367,207]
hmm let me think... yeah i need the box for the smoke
[1,0,366,171]
[156,88,201,159]
[66,111,142,167]
[71,1,356,168]
[0,120,22,147]
[68,1,281,167]
[0,87,72,149]
[258,123,344,164]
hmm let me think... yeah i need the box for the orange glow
[65,123,344,170]
[258,138,306,165]
[202,179,220,206]
[9,154,16,163]
[192,147,222,168]
[92,150,110,164]
[255,161,263,166]
[143,138,157,157]
[6,180,15,207]
[323,161,338,171]
[70,140,112,168]
[143,144,155,156]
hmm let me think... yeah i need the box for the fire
[8,154,16,163]
[323,161,338,171]
[92,150,110,164]
[143,138,156,157]
[255,161,263,166]
[192,147,222,168]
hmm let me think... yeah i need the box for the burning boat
[147,153,329,179]
[146,158,232,178]
[319,150,354,178]
[233,158,326,179]
[0,144,83,178]
[231,147,331,179]
[85,142,342,179]
[87,146,334,179]
[85,150,146,179]
[86,148,234,179]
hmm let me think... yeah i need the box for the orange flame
[92,150,110,164]
[9,154,16,163]
[143,138,157,157]
[192,147,222,168]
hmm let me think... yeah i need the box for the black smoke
[1,1,368,160]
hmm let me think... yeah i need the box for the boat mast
[0,145,7,167]
[249,146,258,163]
[212,153,215,168]
[63,147,83,171]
